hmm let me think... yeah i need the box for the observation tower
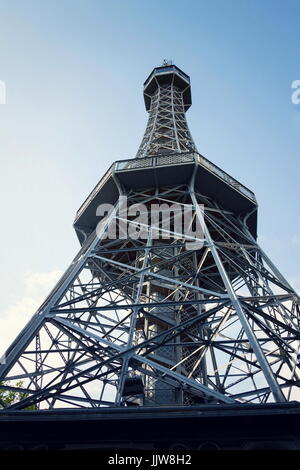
[0,63,300,450]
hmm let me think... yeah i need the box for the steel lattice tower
[1,63,300,411]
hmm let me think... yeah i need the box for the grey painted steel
[136,65,197,158]
[0,64,299,411]
[189,168,286,403]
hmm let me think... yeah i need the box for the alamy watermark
[0,80,6,104]
[291,80,300,105]
[95,196,205,250]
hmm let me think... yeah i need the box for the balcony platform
[74,153,257,245]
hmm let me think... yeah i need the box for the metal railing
[115,152,256,203]
[144,66,190,90]
[76,152,256,221]
[75,164,114,221]
[115,152,195,171]
[196,154,256,202]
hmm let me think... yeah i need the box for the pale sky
[0,0,299,354]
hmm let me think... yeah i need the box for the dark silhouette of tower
[0,64,300,450]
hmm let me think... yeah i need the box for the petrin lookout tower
[1,63,300,419]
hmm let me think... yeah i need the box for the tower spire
[136,64,197,158]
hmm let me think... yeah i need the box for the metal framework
[136,65,197,158]
[0,64,299,410]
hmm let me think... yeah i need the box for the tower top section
[143,64,192,112]
[137,64,196,157]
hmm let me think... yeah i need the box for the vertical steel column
[189,169,286,403]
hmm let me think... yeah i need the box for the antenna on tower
[162,59,173,66]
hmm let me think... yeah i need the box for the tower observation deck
[0,63,300,450]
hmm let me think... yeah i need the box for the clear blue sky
[0,0,299,352]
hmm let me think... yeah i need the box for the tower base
[0,402,299,450]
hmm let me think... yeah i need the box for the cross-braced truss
[136,83,197,158]
[1,179,299,410]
